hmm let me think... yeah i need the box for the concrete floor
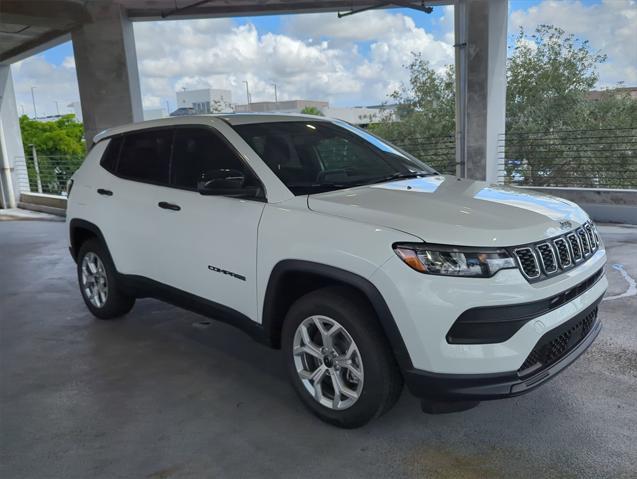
[1,220,636,479]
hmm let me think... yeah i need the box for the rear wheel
[282,286,403,428]
[77,239,135,319]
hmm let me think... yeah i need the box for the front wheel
[77,239,135,319]
[282,286,403,428]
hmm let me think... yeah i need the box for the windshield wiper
[366,171,437,185]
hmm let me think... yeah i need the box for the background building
[175,88,233,114]
[234,99,389,125]
[234,99,328,114]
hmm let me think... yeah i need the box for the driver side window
[171,128,256,190]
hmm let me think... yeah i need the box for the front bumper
[372,247,607,374]
[403,294,603,400]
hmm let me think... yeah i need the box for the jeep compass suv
[67,114,607,427]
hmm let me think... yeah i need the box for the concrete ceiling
[0,0,449,63]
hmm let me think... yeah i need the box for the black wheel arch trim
[69,218,112,264]
[262,259,414,371]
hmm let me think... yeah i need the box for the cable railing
[383,134,457,174]
[498,128,637,189]
[15,154,83,197]
[13,128,635,198]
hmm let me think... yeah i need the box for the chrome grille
[537,243,557,274]
[585,223,596,249]
[578,228,591,256]
[512,221,599,282]
[553,238,572,268]
[568,233,583,261]
[514,248,540,279]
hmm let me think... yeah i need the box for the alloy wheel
[81,252,108,308]
[292,315,364,410]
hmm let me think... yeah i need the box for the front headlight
[393,243,517,278]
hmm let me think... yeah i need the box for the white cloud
[10,2,634,120]
[11,53,80,117]
[510,0,637,87]
[133,10,454,110]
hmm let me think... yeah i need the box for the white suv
[67,114,607,427]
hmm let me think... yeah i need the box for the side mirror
[197,168,260,198]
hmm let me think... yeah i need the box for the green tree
[504,25,636,187]
[301,106,324,116]
[506,24,606,133]
[19,114,85,195]
[368,54,456,172]
[370,25,636,185]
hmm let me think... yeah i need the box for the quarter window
[100,136,123,174]
[117,129,172,185]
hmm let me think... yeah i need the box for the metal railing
[384,135,457,174]
[14,128,635,197]
[15,153,83,197]
[498,128,637,189]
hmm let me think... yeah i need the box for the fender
[262,259,414,372]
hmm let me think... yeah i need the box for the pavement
[0,208,63,222]
[1,220,635,479]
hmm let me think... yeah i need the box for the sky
[10,0,637,118]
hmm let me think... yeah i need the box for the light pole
[54,101,60,115]
[30,86,37,119]
[243,80,251,106]
[273,83,278,111]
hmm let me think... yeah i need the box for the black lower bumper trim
[405,303,603,401]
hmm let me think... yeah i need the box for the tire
[77,238,135,319]
[282,286,403,428]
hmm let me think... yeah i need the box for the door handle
[97,188,113,196]
[158,201,181,211]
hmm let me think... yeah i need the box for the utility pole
[30,86,37,119]
[273,83,278,110]
[54,101,60,115]
[243,80,251,106]
[165,100,170,116]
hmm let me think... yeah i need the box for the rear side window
[100,136,123,173]
[171,128,256,189]
[118,129,173,185]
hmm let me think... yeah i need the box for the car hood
[307,175,589,247]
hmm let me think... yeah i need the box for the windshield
[232,120,436,195]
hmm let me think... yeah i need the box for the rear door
[100,128,175,280]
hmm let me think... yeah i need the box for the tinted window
[100,136,123,173]
[171,128,256,190]
[234,121,434,195]
[118,129,172,184]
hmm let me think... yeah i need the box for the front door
[150,125,266,321]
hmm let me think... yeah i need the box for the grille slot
[553,238,572,268]
[578,228,591,256]
[518,306,598,377]
[514,248,540,278]
[585,223,596,250]
[567,233,583,261]
[536,243,557,274]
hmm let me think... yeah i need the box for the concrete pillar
[71,2,142,145]
[0,65,27,208]
[455,0,507,183]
